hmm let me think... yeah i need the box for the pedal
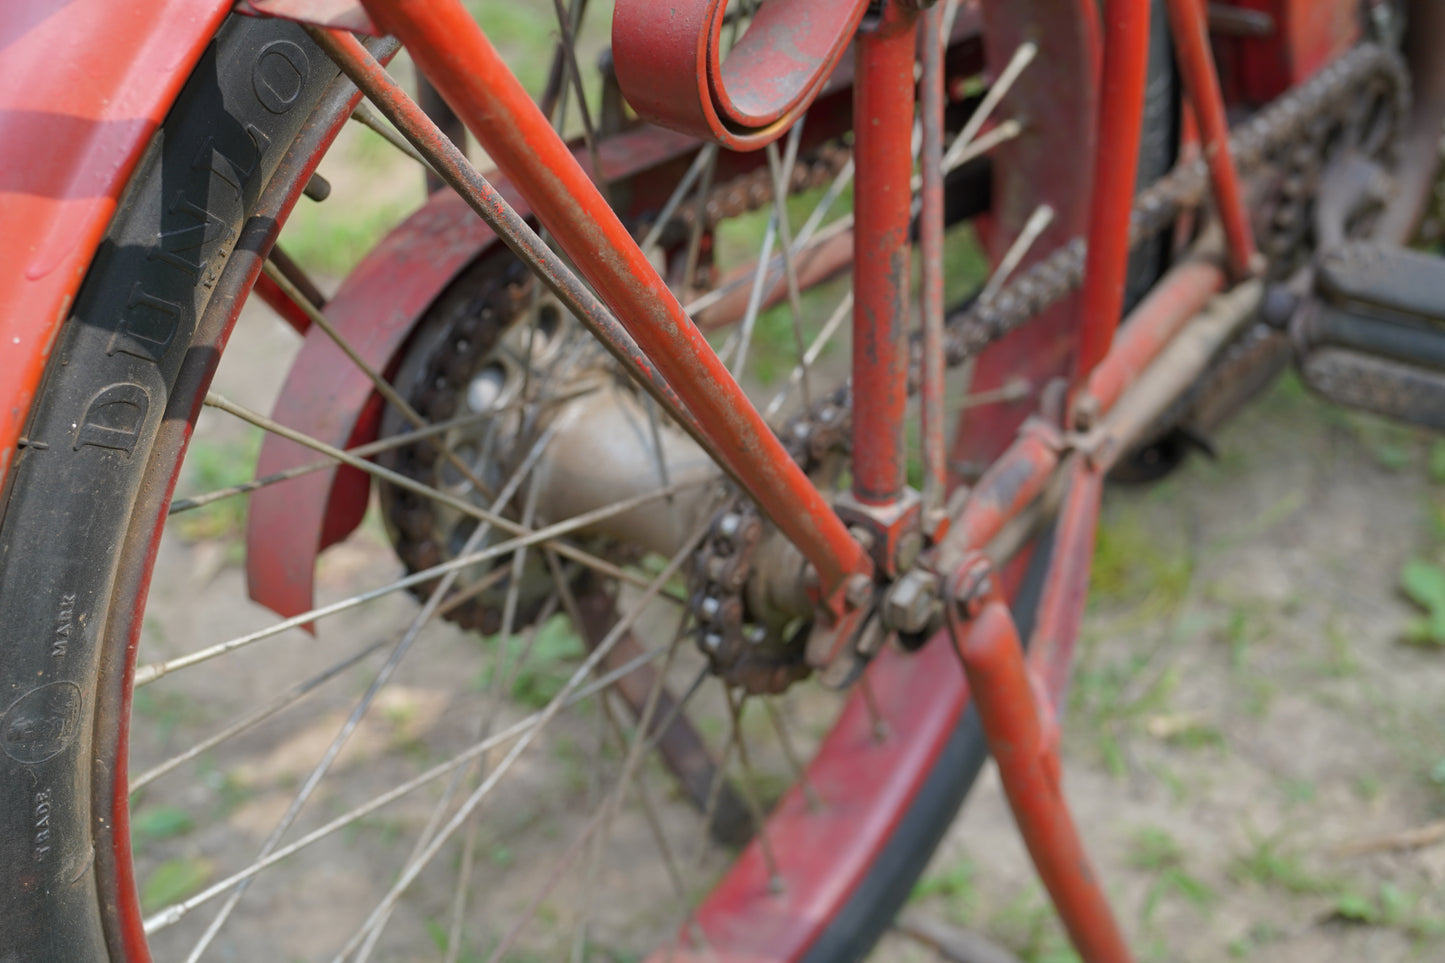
[1295,242,1445,431]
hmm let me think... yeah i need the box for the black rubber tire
[0,13,1175,963]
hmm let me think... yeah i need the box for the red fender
[246,188,505,622]
[0,0,234,480]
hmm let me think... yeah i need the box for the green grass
[1089,506,1193,617]
[174,429,263,548]
[477,613,587,709]
[1126,827,1215,928]
[909,855,978,924]
[1229,831,1339,897]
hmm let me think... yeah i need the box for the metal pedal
[1295,241,1445,430]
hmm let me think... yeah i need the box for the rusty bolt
[883,570,938,634]
[1072,392,1101,431]
[845,573,874,609]
[849,525,877,554]
[950,556,995,620]
[895,530,924,572]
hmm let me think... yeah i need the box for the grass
[173,429,264,550]
[1089,505,1194,618]
[476,613,587,709]
[909,855,978,924]
[1229,830,1339,897]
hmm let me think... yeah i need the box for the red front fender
[0,0,234,480]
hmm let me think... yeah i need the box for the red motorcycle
[1,0,1442,959]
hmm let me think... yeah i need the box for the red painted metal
[850,2,919,509]
[693,229,856,331]
[947,565,1133,963]
[1082,253,1226,417]
[1217,0,1360,104]
[920,3,949,531]
[612,0,872,150]
[253,270,314,336]
[235,0,378,34]
[948,0,1100,484]
[1074,0,1153,384]
[248,190,488,621]
[1165,0,1259,279]
[647,638,972,962]
[359,0,872,606]
[0,0,233,480]
[1026,459,1104,708]
[937,418,1063,575]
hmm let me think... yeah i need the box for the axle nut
[884,570,938,634]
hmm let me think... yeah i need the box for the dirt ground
[897,374,1445,962]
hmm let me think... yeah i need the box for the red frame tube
[1082,252,1226,414]
[937,419,1062,575]
[851,5,919,507]
[1074,0,1153,383]
[357,0,872,600]
[1165,0,1259,278]
[1026,459,1104,707]
[947,587,1133,963]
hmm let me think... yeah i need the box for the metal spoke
[138,444,693,689]
[142,643,675,935]
[765,123,813,408]
[482,597,704,963]
[762,697,820,809]
[682,147,721,296]
[350,99,432,168]
[266,244,328,311]
[859,672,890,743]
[980,203,1055,303]
[941,40,1037,171]
[203,391,702,591]
[349,473,547,963]
[184,425,565,963]
[549,0,607,200]
[764,291,852,420]
[724,689,781,889]
[259,260,499,502]
[129,639,389,792]
[641,144,721,254]
[726,207,779,378]
[328,520,713,962]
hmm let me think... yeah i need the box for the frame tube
[1166,0,1260,278]
[851,5,920,507]
[1074,0,1153,382]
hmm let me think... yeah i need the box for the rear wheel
[0,7,1105,962]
